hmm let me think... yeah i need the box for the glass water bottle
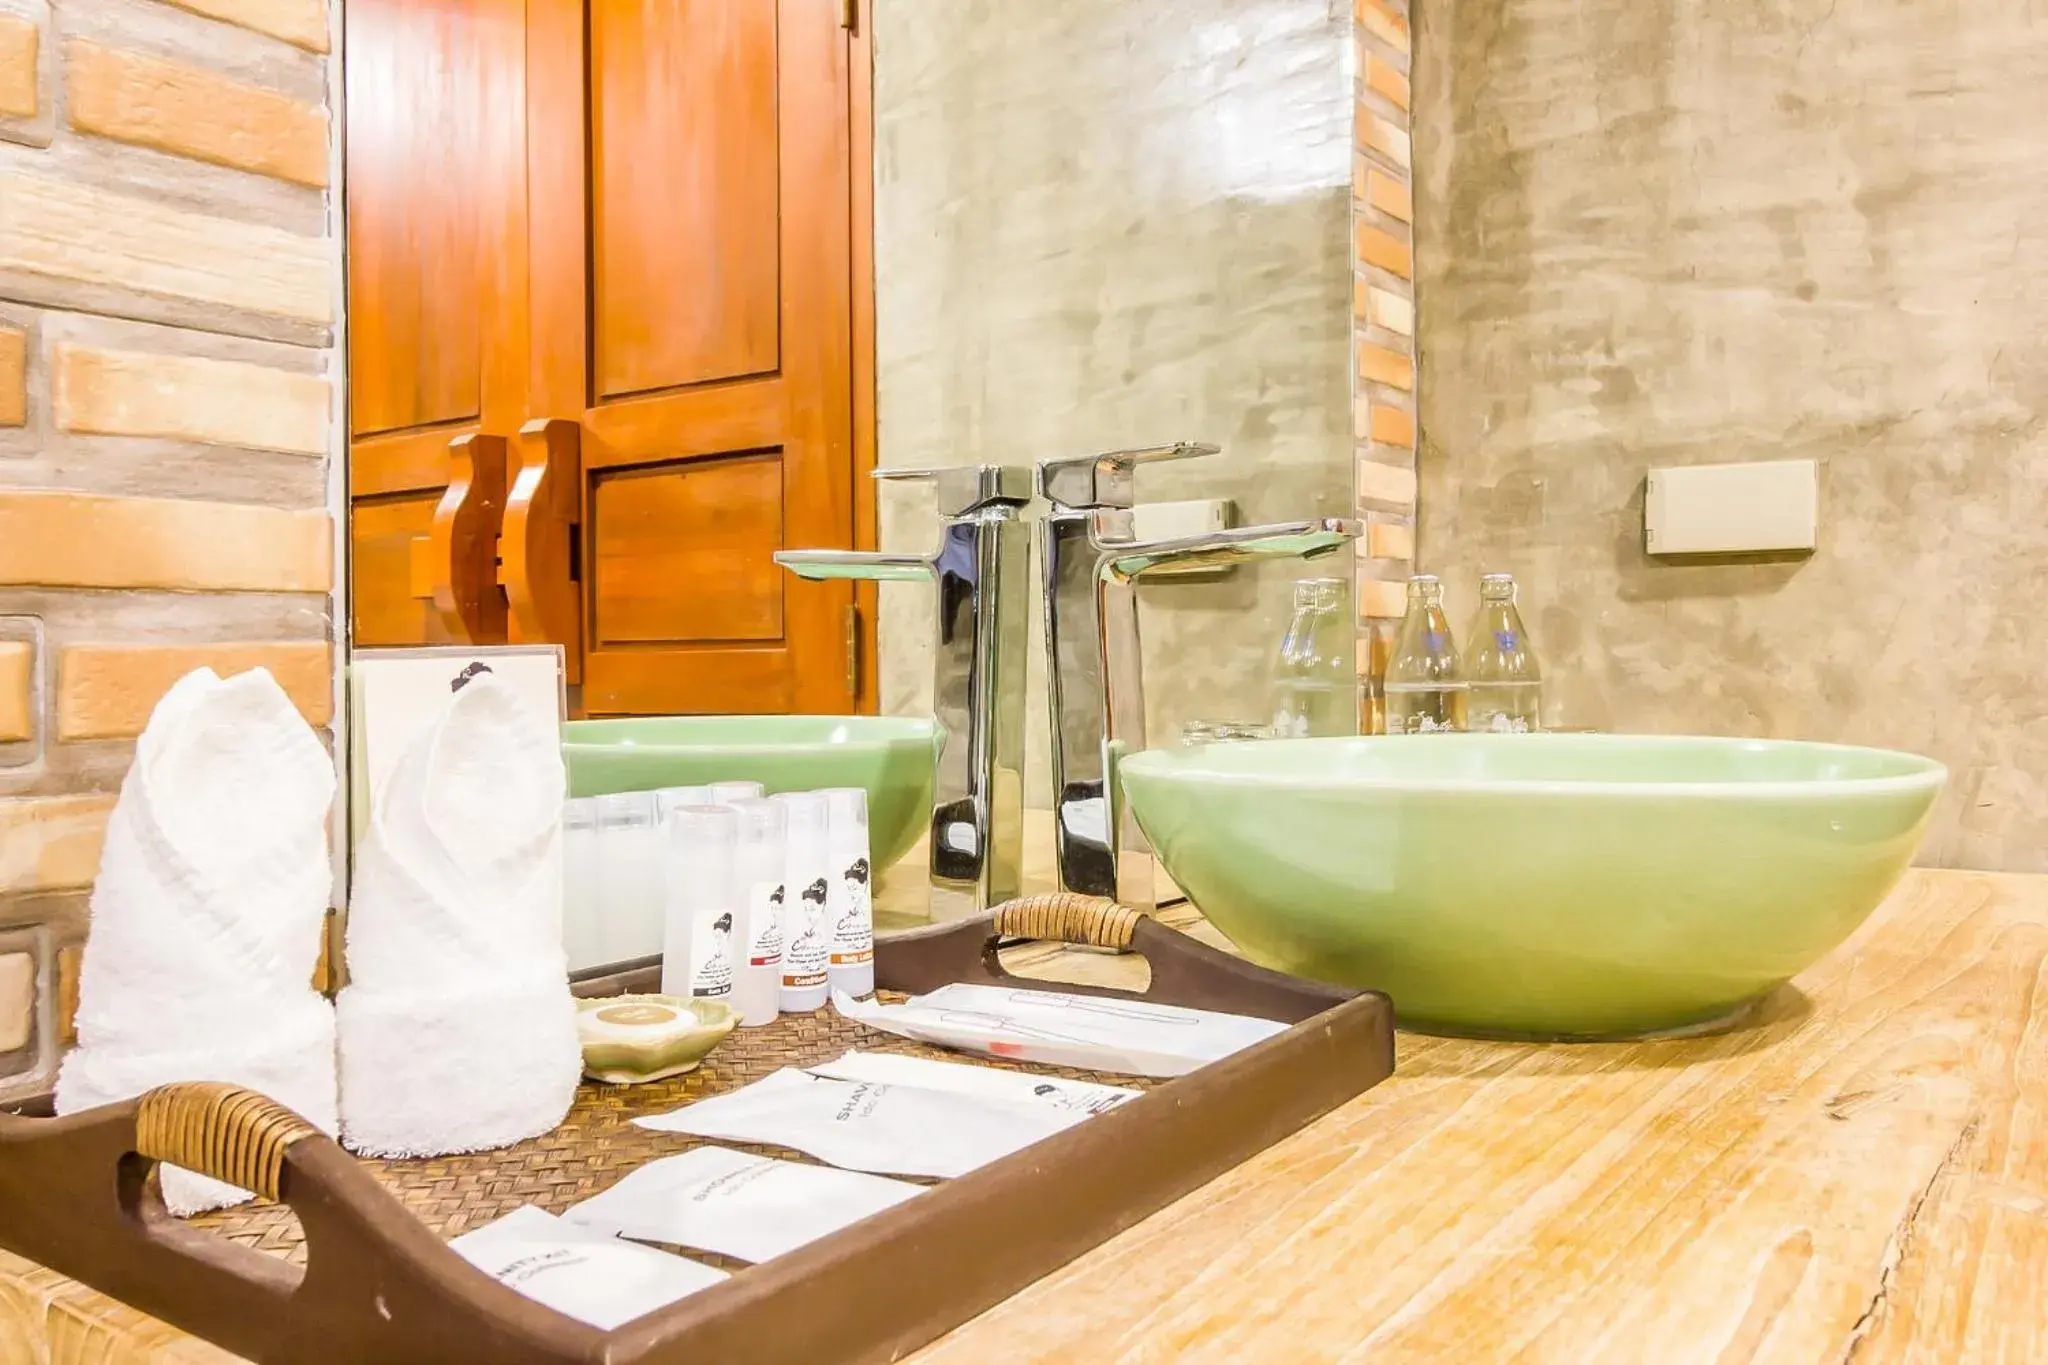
[1270,578,1361,739]
[1384,575,1467,734]
[1465,573,1542,733]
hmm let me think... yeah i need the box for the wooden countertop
[4,854,2045,1362]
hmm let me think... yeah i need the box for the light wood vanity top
[3,841,2043,1363]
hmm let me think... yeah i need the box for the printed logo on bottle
[747,882,785,968]
[781,877,829,989]
[830,856,874,967]
[689,910,734,1000]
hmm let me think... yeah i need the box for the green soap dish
[576,995,738,1085]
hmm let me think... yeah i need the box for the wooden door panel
[346,0,488,438]
[527,0,858,716]
[589,0,781,399]
[581,381,783,469]
[589,454,785,645]
[584,646,797,716]
[346,0,528,649]
[351,495,457,647]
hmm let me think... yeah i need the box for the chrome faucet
[776,466,1032,917]
[1037,444,1362,908]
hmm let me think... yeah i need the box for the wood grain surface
[2,858,2042,1362]
[916,869,2048,1363]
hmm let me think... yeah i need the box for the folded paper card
[830,984,1287,1078]
[450,1205,725,1331]
[56,667,338,1216]
[634,1067,1086,1179]
[564,1146,924,1263]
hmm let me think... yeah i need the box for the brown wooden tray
[0,894,1394,1364]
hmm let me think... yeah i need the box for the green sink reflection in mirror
[562,715,941,869]
[1120,733,1946,1039]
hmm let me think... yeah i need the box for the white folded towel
[336,673,579,1158]
[60,994,337,1214]
[56,667,339,1216]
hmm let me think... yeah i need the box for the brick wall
[1351,0,1415,711]
[0,0,339,1101]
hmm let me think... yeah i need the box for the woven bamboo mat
[186,996,1161,1266]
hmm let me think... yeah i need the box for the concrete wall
[1414,0,2048,869]
[871,0,1357,801]
[0,0,339,1099]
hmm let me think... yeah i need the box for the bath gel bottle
[821,787,875,999]
[595,792,664,963]
[561,798,603,973]
[772,791,832,1013]
[1385,575,1468,734]
[728,799,787,1027]
[1270,577,1361,739]
[661,805,735,1004]
[1465,573,1542,733]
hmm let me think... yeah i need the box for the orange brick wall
[0,0,339,1102]
[1352,0,1416,684]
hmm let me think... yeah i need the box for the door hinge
[844,601,861,698]
[840,0,856,30]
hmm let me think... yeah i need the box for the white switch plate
[1132,498,1235,578]
[1645,460,1818,556]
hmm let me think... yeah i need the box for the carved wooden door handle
[423,431,510,644]
[502,417,584,682]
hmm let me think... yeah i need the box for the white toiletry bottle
[652,786,714,824]
[708,780,765,806]
[820,787,875,999]
[772,791,832,1012]
[727,798,786,1027]
[663,805,736,1004]
[594,792,663,965]
[561,797,604,974]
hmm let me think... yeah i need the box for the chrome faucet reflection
[775,466,1031,917]
[1037,444,1361,908]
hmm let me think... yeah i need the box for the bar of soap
[576,994,737,1085]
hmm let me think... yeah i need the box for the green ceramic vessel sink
[1121,734,1945,1039]
[562,716,939,869]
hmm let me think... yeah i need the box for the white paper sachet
[634,1067,1084,1178]
[831,983,1287,1078]
[807,1050,1139,1116]
[450,1206,725,1332]
[563,1146,924,1262]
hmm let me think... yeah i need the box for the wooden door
[345,0,529,647]
[519,0,861,714]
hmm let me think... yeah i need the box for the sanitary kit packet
[563,1145,925,1262]
[449,1205,724,1331]
[831,983,1286,1077]
[634,1066,1085,1178]
[806,1048,1139,1116]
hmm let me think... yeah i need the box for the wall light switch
[1644,459,1818,556]
[1131,498,1235,578]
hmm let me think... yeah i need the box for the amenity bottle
[1384,575,1467,734]
[1464,573,1542,733]
[1270,577,1361,739]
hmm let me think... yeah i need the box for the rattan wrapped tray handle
[990,893,1141,951]
[134,1082,319,1203]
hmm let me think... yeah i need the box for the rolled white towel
[337,673,579,1157]
[71,668,333,1053]
[57,992,338,1215]
[56,666,339,1216]
[335,976,581,1158]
